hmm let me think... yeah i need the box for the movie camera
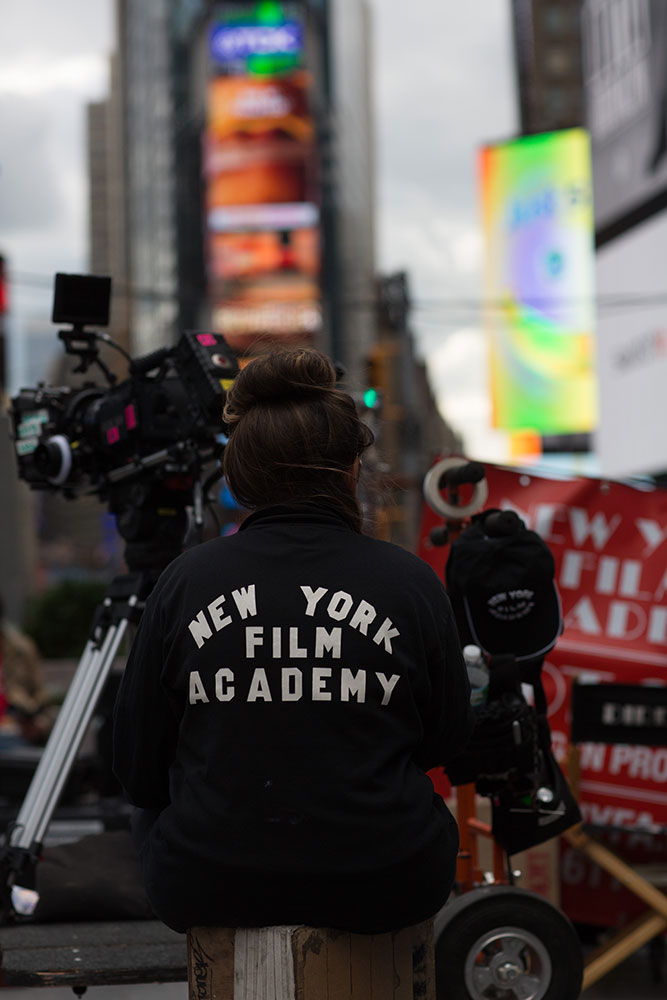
[11,273,239,503]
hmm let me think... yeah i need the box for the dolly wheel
[434,887,583,1000]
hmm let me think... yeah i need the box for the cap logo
[486,589,536,621]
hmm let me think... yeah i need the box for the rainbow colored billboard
[479,128,597,433]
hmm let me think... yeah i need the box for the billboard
[582,0,667,237]
[205,2,322,352]
[595,210,667,478]
[479,128,597,435]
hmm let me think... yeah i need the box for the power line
[7,270,667,316]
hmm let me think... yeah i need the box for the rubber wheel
[434,887,583,1000]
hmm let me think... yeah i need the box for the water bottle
[463,644,489,707]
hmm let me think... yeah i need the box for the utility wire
[7,270,667,315]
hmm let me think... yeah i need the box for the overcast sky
[0,0,517,460]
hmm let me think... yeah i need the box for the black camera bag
[444,509,579,852]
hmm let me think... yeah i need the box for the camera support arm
[58,327,117,384]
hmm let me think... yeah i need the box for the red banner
[419,463,667,921]
[419,464,667,826]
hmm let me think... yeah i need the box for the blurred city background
[4,0,667,618]
[1,2,667,996]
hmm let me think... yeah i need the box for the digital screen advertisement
[204,2,322,352]
[479,128,597,434]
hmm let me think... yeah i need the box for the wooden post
[187,920,435,1000]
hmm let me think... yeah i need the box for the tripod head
[109,476,198,578]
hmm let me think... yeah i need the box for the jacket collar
[239,502,353,533]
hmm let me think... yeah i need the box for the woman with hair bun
[113,347,472,935]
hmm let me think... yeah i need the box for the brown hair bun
[222,347,373,532]
[223,348,336,426]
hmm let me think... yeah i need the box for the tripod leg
[2,577,147,919]
[10,618,131,851]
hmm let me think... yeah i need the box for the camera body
[10,275,240,499]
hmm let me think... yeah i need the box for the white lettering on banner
[533,504,567,544]
[608,745,667,782]
[579,743,607,772]
[596,556,619,594]
[559,552,652,599]
[647,607,667,644]
[619,561,651,599]
[601,702,667,728]
[559,550,595,589]
[606,601,645,641]
[186,667,401,706]
[564,596,667,647]
[569,509,622,551]
[565,596,603,634]
[579,803,656,830]
[636,519,667,556]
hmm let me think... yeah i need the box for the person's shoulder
[358,535,444,586]
[150,535,233,592]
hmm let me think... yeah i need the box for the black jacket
[113,504,473,931]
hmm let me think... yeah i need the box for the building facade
[511,0,585,135]
[84,0,454,551]
[98,0,375,383]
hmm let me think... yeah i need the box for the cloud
[0,53,108,97]
[0,1,111,282]
[0,0,113,62]
[367,0,517,456]
[425,325,508,462]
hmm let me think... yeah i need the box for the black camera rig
[1,274,241,922]
[9,273,240,570]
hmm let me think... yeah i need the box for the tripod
[0,479,197,923]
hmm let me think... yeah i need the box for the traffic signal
[362,386,379,410]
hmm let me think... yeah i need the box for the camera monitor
[52,272,111,328]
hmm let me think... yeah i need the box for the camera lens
[34,434,73,485]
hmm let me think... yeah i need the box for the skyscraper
[511,0,585,135]
[98,0,375,384]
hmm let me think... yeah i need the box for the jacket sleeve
[414,588,474,772]
[112,586,181,809]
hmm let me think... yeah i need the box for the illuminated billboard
[209,1,305,76]
[479,128,597,434]
[204,2,322,352]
